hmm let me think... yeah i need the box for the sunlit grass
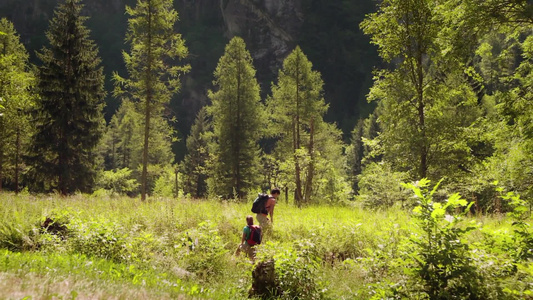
[0,191,528,299]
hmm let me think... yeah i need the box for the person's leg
[256,213,270,227]
[256,213,272,235]
[242,243,254,258]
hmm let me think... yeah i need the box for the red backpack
[247,225,262,246]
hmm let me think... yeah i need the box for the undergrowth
[0,189,531,299]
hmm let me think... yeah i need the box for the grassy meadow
[0,191,531,299]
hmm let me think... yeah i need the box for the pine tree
[28,0,105,194]
[99,98,175,194]
[207,37,264,198]
[182,107,210,198]
[0,18,34,193]
[114,0,189,200]
[346,119,364,193]
[100,99,142,171]
[267,46,328,206]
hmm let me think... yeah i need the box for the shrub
[0,222,39,251]
[153,166,178,198]
[175,221,229,280]
[68,216,127,262]
[400,179,485,299]
[96,168,138,195]
[357,162,410,209]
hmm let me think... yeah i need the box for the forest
[0,0,532,299]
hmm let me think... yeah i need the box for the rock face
[1,0,300,81]
[221,0,303,81]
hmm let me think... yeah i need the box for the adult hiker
[239,215,262,260]
[256,188,280,229]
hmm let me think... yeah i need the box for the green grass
[0,192,531,299]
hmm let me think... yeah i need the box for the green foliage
[181,107,210,198]
[175,221,229,280]
[346,112,381,195]
[357,162,409,209]
[99,98,175,197]
[267,46,333,205]
[152,166,177,198]
[68,216,127,262]
[401,179,483,299]
[0,220,38,252]
[0,18,35,192]
[100,99,143,171]
[469,27,533,206]
[207,37,264,199]
[0,249,208,298]
[256,240,324,300]
[28,0,106,195]
[0,192,531,299]
[96,168,139,196]
[499,188,533,262]
[361,0,482,184]
[114,0,189,200]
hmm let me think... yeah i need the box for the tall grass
[0,191,530,299]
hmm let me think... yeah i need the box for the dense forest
[0,0,531,207]
[0,0,532,299]
[0,0,380,159]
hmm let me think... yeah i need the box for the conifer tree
[99,98,175,194]
[267,46,328,205]
[0,19,34,193]
[182,107,210,198]
[100,99,142,171]
[346,119,364,193]
[207,37,264,198]
[114,0,189,200]
[28,0,105,194]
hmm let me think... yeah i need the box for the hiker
[256,188,280,229]
[239,215,262,260]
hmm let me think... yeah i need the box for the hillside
[0,0,380,160]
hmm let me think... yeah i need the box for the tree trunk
[293,52,303,207]
[418,99,427,179]
[15,125,20,194]
[141,2,154,201]
[174,168,178,198]
[59,127,67,195]
[235,53,242,198]
[416,45,427,179]
[0,120,3,192]
[303,118,314,203]
[0,149,3,192]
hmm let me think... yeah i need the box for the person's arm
[268,199,275,223]
[241,231,246,245]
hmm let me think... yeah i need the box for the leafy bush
[175,221,229,279]
[501,189,533,262]
[68,216,127,262]
[0,222,39,251]
[152,166,177,198]
[357,162,410,208]
[400,179,485,299]
[96,168,138,195]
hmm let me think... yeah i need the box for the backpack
[251,193,269,214]
[247,225,262,246]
